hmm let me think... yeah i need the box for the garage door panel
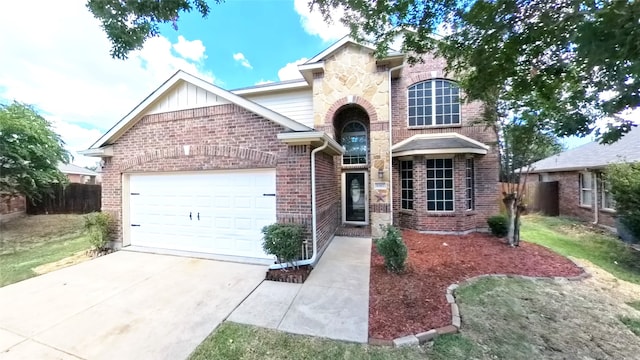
[129,170,276,260]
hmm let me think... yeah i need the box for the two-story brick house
[81,37,499,265]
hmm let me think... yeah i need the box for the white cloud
[173,35,206,61]
[277,58,308,81]
[293,0,348,42]
[233,52,253,69]
[0,0,214,166]
[255,79,274,85]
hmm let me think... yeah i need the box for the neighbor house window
[600,175,616,210]
[341,121,368,165]
[465,158,475,210]
[408,79,461,127]
[579,172,593,207]
[426,158,454,211]
[401,160,414,210]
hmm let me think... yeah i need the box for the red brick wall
[390,54,500,232]
[102,104,314,247]
[528,171,616,227]
[315,151,340,254]
[0,196,26,219]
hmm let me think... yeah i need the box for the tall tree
[0,102,71,201]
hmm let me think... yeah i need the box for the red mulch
[369,230,584,340]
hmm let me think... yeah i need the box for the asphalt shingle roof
[393,136,486,153]
[528,127,640,173]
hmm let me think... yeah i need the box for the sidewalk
[228,236,371,343]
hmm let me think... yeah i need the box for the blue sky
[0,0,347,166]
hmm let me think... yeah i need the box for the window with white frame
[465,158,475,210]
[401,160,413,210]
[408,80,461,127]
[600,175,616,210]
[426,159,454,211]
[579,172,593,207]
[341,121,368,165]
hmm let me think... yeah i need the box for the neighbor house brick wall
[315,151,340,254]
[390,54,499,233]
[101,103,314,247]
[528,171,616,228]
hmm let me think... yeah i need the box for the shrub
[607,163,640,242]
[261,223,304,268]
[375,225,407,273]
[84,212,112,251]
[487,215,509,237]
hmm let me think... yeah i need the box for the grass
[521,214,640,284]
[0,214,90,287]
[620,317,640,337]
[189,322,427,360]
[628,301,640,311]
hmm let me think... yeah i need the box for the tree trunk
[503,193,517,246]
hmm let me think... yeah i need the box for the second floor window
[341,121,368,165]
[408,79,460,127]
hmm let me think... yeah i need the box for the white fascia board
[231,80,310,95]
[392,148,488,157]
[88,71,312,149]
[277,131,344,155]
[78,146,114,157]
[527,165,606,174]
[297,62,325,72]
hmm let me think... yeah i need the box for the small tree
[0,102,70,202]
[261,223,305,269]
[606,162,640,241]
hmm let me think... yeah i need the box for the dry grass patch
[0,214,85,254]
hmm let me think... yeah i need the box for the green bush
[487,215,509,237]
[607,163,640,242]
[375,225,407,273]
[84,212,112,250]
[261,223,304,267]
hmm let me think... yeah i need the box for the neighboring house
[59,163,101,184]
[81,36,499,264]
[527,127,640,228]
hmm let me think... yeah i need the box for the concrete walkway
[228,236,372,343]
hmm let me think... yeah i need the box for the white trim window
[600,175,616,210]
[426,158,454,211]
[341,121,368,165]
[408,79,461,127]
[465,158,475,210]
[579,172,593,207]
[400,160,413,210]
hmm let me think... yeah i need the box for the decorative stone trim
[370,259,590,347]
[324,96,379,125]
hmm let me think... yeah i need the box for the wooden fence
[498,181,559,216]
[27,183,101,215]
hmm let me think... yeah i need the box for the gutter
[269,138,330,269]
[388,62,405,224]
[592,171,599,225]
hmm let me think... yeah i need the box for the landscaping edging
[369,258,591,347]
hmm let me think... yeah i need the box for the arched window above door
[341,121,368,165]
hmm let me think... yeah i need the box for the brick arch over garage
[323,96,379,136]
[117,144,277,172]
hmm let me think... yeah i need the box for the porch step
[335,225,371,238]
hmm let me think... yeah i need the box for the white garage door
[128,169,276,260]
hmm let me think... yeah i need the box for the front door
[343,171,368,224]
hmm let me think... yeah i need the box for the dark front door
[344,172,367,223]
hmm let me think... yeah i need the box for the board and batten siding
[243,89,314,128]
[146,81,230,114]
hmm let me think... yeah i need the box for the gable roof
[59,163,98,176]
[304,35,403,64]
[528,126,640,173]
[87,71,311,150]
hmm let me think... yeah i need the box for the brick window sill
[426,211,456,217]
[465,210,478,216]
[600,208,616,214]
[407,124,463,130]
[579,205,592,210]
[399,209,415,215]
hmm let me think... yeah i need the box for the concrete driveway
[0,251,265,360]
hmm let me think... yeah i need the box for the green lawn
[521,214,640,284]
[0,214,90,287]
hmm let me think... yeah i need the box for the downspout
[269,138,330,269]
[592,171,599,225]
[388,63,405,224]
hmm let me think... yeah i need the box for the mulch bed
[266,265,312,283]
[369,231,584,340]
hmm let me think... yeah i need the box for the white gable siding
[243,90,314,128]
[146,81,229,114]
